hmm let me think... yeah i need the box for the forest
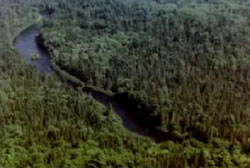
[1,0,250,167]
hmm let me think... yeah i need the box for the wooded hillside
[40,0,250,146]
[1,0,250,167]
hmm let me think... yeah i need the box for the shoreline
[13,14,174,143]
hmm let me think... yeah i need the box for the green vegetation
[1,0,250,167]
[40,0,250,145]
[31,53,40,60]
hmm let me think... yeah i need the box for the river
[14,23,173,143]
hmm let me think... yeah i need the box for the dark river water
[14,24,172,143]
[14,25,52,74]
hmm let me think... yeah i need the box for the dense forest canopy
[1,0,250,167]
[40,0,250,143]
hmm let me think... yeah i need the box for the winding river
[14,25,52,75]
[14,23,173,143]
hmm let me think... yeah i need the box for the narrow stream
[14,23,173,143]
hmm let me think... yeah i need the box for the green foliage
[1,0,250,167]
[40,0,250,146]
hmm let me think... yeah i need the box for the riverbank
[35,32,174,142]
[11,14,42,47]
